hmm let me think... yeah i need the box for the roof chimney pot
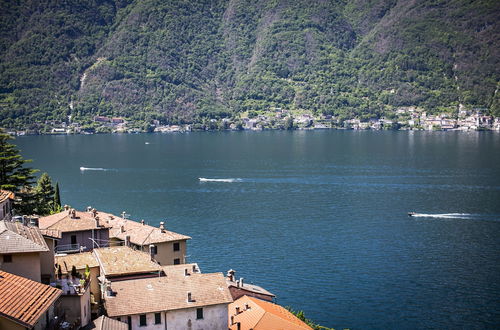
[141,219,145,225]
[159,222,165,232]
[187,292,193,302]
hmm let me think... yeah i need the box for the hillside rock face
[0,0,498,127]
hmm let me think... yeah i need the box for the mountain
[0,0,498,129]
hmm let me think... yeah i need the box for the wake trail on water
[411,213,500,221]
[198,177,243,183]
[80,167,112,171]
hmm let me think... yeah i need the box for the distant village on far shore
[5,105,500,136]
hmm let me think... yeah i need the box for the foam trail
[80,167,108,171]
[411,213,473,219]
[199,177,242,183]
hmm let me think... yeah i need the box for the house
[105,215,191,266]
[0,190,14,220]
[226,269,275,302]
[38,207,111,253]
[83,315,128,330]
[104,272,233,330]
[55,271,92,328]
[0,270,62,330]
[228,295,312,330]
[0,221,52,282]
[93,246,162,281]
[55,252,101,312]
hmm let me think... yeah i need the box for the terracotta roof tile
[39,209,112,233]
[93,246,161,277]
[106,217,190,246]
[0,190,14,203]
[161,263,201,278]
[105,273,232,317]
[229,296,312,330]
[55,252,99,274]
[0,271,61,328]
[0,221,49,253]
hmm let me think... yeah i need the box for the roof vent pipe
[159,222,165,233]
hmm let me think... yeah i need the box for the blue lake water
[14,130,500,329]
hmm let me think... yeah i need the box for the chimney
[227,269,235,282]
[87,206,92,212]
[244,303,250,310]
[149,244,155,260]
[230,316,234,325]
[159,222,165,233]
[121,211,126,219]
[64,205,69,211]
[125,235,130,247]
[120,225,125,233]
[95,216,100,227]
[184,268,190,276]
[71,209,76,219]
[141,219,145,225]
[92,208,97,217]
[235,306,240,314]
[192,265,197,273]
[239,278,244,287]
[187,292,193,302]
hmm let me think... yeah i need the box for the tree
[0,130,37,213]
[35,173,56,215]
[54,182,62,211]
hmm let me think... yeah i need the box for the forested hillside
[1,0,498,129]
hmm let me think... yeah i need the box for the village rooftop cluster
[0,190,312,330]
[5,105,500,136]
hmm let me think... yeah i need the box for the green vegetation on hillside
[0,0,498,130]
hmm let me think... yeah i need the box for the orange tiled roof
[93,246,161,277]
[105,272,232,317]
[0,220,49,253]
[0,270,61,328]
[39,209,112,233]
[0,190,14,203]
[228,296,312,330]
[55,252,99,274]
[105,216,191,246]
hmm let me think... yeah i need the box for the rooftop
[83,315,128,330]
[0,270,61,328]
[0,220,49,254]
[93,246,161,277]
[55,252,99,274]
[229,296,311,330]
[161,263,201,278]
[0,190,14,203]
[106,217,191,246]
[39,208,111,233]
[105,273,232,317]
[227,279,275,298]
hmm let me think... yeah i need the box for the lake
[14,130,500,329]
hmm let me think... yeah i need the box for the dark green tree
[54,182,61,211]
[35,173,55,215]
[0,130,37,213]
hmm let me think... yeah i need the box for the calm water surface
[15,131,500,329]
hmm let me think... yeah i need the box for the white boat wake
[80,167,108,171]
[199,177,242,183]
[411,213,473,219]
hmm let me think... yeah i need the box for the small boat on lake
[408,212,417,217]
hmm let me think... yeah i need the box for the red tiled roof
[0,271,61,328]
[83,315,127,330]
[229,296,312,330]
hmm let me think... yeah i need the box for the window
[154,313,161,324]
[71,235,77,245]
[174,258,180,265]
[127,316,131,330]
[117,317,121,322]
[139,314,147,327]
[3,255,12,263]
[173,242,180,251]
[151,246,158,255]
[196,308,203,319]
